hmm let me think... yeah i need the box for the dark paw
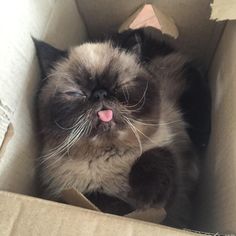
[129,148,176,206]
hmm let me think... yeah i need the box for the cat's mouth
[97,109,113,122]
[95,109,115,133]
[90,104,126,137]
[91,105,126,136]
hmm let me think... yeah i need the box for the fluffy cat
[34,28,211,228]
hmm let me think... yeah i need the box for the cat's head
[34,36,160,152]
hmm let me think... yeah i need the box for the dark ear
[114,29,144,57]
[130,33,142,56]
[32,38,68,78]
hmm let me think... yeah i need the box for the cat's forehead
[67,42,140,78]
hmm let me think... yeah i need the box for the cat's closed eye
[62,90,87,102]
[64,90,86,98]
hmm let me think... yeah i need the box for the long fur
[34,28,211,228]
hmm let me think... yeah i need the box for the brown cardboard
[194,21,236,233]
[128,5,161,30]
[0,102,13,149]
[125,208,166,224]
[0,0,236,235]
[0,191,199,236]
[0,123,14,158]
[119,4,178,39]
[62,188,100,211]
[0,0,88,195]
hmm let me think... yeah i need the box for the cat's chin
[89,120,117,138]
[88,120,129,145]
[96,121,116,134]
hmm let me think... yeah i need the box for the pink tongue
[98,110,113,122]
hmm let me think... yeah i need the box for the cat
[33,28,211,228]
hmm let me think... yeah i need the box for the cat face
[34,39,160,150]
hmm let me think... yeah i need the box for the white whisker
[122,86,129,104]
[123,117,143,155]
[124,81,149,109]
[54,114,84,130]
[123,116,155,144]
[124,117,183,127]
[40,113,91,166]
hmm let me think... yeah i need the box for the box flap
[119,4,179,38]
[62,188,100,211]
[194,21,236,233]
[0,191,198,236]
[0,0,88,195]
[211,0,236,21]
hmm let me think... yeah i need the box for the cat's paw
[129,148,176,206]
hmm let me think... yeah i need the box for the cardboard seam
[74,0,90,38]
[206,22,227,75]
[40,2,58,40]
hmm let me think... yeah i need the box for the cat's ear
[32,38,68,77]
[125,31,144,57]
[130,33,143,56]
[117,29,145,57]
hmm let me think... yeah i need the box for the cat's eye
[64,91,86,98]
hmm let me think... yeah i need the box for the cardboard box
[0,0,236,235]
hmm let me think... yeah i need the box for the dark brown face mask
[33,38,160,143]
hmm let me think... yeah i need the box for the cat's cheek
[128,147,177,207]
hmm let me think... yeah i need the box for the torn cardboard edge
[119,4,179,39]
[0,123,14,158]
[210,0,236,21]
[62,188,166,224]
[0,99,13,148]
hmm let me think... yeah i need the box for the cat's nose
[93,89,108,100]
